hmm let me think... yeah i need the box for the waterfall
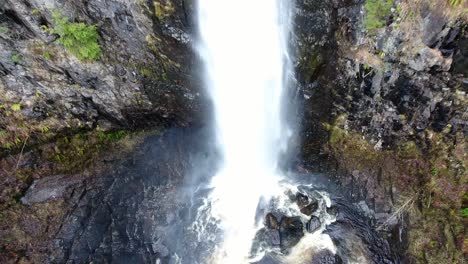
[197,0,293,262]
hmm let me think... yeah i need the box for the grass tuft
[365,0,394,30]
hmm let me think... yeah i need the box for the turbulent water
[26,1,400,263]
[197,0,293,262]
[194,1,399,264]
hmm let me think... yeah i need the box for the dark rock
[327,206,338,218]
[296,192,309,208]
[21,174,83,205]
[300,200,319,216]
[43,128,219,264]
[285,190,297,202]
[265,213,279,230]
[306,216,321,233]
[266,229,281,247]
[279,216,304,250]
[251,228,281,258]
[309,250,339,264]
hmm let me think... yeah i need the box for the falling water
[197,0,292,262]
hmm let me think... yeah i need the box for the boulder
[306,216,321,233]
[296,192,309,208]
[279,216,304,250]
[300,200,319,216]
[265,213,279,230]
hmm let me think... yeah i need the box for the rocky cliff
[0,0,202,154]
[0,0,466,263]
[295,0,467,263]
[0,0,205,262]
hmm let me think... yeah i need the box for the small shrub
[97,130,126,142]
[31,9,41,16]
[10,53,22,63]
[154,1,175,21]
[43,50,53,60]
[461,208,468,217]
[40,126,50,133]
[0,26,8,34]
[10,104,21,111]
[365,0,394,30]
[47,10,101,61]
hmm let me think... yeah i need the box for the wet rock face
[295,0,467,262]
[15,128,218,263]
[20,174,82,205]
[309,250,343,264]
[306,216,321,233]
[0,0,204,155]
[279,216,304,249]
[252,185,397,264]
[292,191,320,216]
[0,128,217,264]
[252,187,330,256]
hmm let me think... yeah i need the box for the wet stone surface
[28,128,220,264]
[251,181,398,264]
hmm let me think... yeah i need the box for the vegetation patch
[364,0,394,30]
[45,11,101,61]
[10,53,22,64]
[49,131,118,172]
[0,101,56,154]
[154,0,175,21]
[448,0,463,6]
[0,26,8,34]
[325,115,467,263]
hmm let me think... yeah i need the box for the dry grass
[400,0,467,22]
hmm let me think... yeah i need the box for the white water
[197,0,292,263]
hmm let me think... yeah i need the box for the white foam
[197,0,293,262]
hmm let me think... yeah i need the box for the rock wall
[296,0,467,262]
[0,1,205,262]
[0,0,204,157]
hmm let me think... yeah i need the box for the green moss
[42,50,53,60]
[31,9,41,16]
[397,141,421,159]
[299,51,324,82]
[364,0,394,30]
[47,10,101,61]
[139,65,158,78]
[448,0,463,6]
[326,116,384,172]
[0,26,8,34]
[461,208,468,217]
[10,103,21,111]
[97,130,126,141]
[308,53,323,76]
[154,0,175,21]
[47,129,133,173]
[10,53,22,63]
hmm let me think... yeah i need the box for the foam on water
[196,0,304,262]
